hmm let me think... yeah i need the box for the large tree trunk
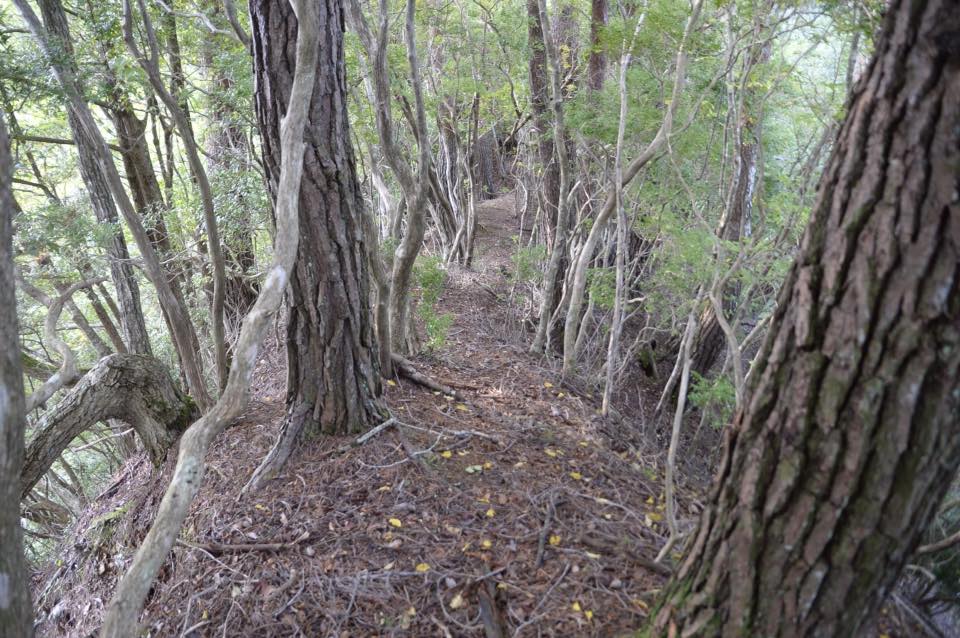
[38,0,153,357]
[652,2,960,635]
[0,113,33,638]
[20,354,195,498]
[251,0,383,442]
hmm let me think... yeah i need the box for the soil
[32,192,705,637]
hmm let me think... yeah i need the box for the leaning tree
[652,0,960,635]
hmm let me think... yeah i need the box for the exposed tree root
[20,354,196,498]
[392,353,465,399]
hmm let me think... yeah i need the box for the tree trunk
[587,0,607,91]
[251,0,384,440]
[0,113,33,638]
[20,354,195,498]
[38,0,153,357]
[652,2,960,635]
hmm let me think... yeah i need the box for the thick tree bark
[251,0,383,443]
[527,0,560,245]
[652,2,960,635]
[20,354,195,498]
[37,0,153,357]
[0,113,33,638]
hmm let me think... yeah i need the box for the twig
[917,528,960,556]
[176,530,312,555]
[534,492,557,569]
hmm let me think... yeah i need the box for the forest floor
[33,192,702,637]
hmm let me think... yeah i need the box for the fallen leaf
[465,464,483,474]
[543,382,554,388]
[450,593,465,610]
[584,610,594,620]
[557,392,565,398]
[549,535,561,546]
[481,539,492,549]
[545,448,558,457]
[386,379,397,387]
[569,471,583,480]
[571,601,582,612]
[415,563,431,573]
[440,450,453,459]
[378,485,391,492]
[482,461,493,470]
[486,508,496,518]
[383,561,395,570]
[455,403,469,411]
[389,518,403,528]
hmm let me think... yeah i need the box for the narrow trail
[33,193,683,637]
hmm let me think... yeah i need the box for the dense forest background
[1,0,958,635]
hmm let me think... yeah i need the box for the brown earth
[32,193,702,637]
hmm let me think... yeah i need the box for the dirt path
[34,193,677,638]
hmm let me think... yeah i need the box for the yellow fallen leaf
[440,450,453,459]
[486,508,496,518]
[584,610,594,620]
[586,551,601,559]
[646,495,655,505]
[386,379,397,386]
[569,471,583,480]
[455,403,469,411]
[254,504,269,511]
[481,539,492,549]
[384,531,394,541]
[462,542,472,551]
[405,606,416,616]
[378,485,392,492]
[543,382,554,388]
[478,494,491,503]
[549,535,561,546]
[415,563,430,573]
[497,582,508,590]
[383,561,395,570]
[514,461,526,468]
[557,392,565,398]
[483,461,493,470]
[571,602,582,612]
[647,512,663,522]
[389,518,403,528]
[635,599,649,611]
[578,441,589,447]
[450,593,464,610]
[545,448,558,457]
[457,450,469,456]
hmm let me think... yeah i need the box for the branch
[101,0,320,633]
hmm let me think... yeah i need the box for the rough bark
[37,0,153,358]
[250,0,384,450]
[652,3,960,635]
[526,0,560,246]
[101,1,320,632]
[20,354,195,498]
[0,111,33,638]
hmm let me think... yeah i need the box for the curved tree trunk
[20,354,196,498]
[38,0,152,357]
[0,112,33,638]
[652,2,960,635]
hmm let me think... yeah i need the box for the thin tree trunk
[587,0,607,91]
[37,0,153,358]
[100,1,322,633]
[652,3,960,634]
[14,0,213,409]
[122,0,230,393]
[0,112,33,638]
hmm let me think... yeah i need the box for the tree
[652,1,960,635]
[0,114,33,637]
[37,0,153,357]
[101,0,322,633]
[244,0,385,482]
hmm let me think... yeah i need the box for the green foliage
[414,255,454,351]
[688,372,736,429]
[510,237,546,285]
[587,266,617,311]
